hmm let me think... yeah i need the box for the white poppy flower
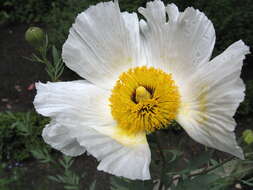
[34,0,250,180]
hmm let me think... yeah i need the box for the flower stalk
[155,131,166,190]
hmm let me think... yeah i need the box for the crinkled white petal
[62,1,144,89]
[42,121,85,156]
[77,127,151,180]
[34,80,151,180]
[34,80,111,124]
[176,40,250,159]
[138,1,215,80]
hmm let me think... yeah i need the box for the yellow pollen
[135,86,151,102]
[109,66,181,135]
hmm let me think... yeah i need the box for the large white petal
[138,1,215,78]
[62,1,143,89]
[77,127,151,180]
[34,80,151,180]
[34,80,111,125]
[176,41,250,159]
[42,121,85,156]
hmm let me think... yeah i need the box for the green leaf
[173,174,220,190]
[110,177,131,190]
[48,175,61,183]
[110,176,154,190]
[164,149,183,163]
[31,147,52,163]
[31,53,45,63]
[59,156,74,170]
[44,33,49,51]
[187,151,213,171]
[89,181,96,190]
[241,179,253,186]
[63,185,79,190]
[52,45,59,65]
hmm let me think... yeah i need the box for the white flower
[34,0,250,180]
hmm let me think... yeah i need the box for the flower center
[135,86,151,102]
[109,66,180,135]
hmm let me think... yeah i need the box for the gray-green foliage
[32,152,97,190]
[0,112,49,162]
[240,177,253,187]
[0,163,26,190]
[47,156,85,190]
[26,32,65,82]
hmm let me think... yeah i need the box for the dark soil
[0,23,48,112]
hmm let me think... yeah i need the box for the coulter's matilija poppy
[34,0,250,180]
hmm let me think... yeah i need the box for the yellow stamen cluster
[109,66,180,135]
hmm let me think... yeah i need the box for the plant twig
[155,131,166,190]
[172,156,235,181]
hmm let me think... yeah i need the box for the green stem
[172,156,235,182]
[155,131,166,190]
[39,48,58,82]
[192,156,234,177]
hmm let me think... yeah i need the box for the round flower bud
[242,129,253,145]
[25,27,45,48]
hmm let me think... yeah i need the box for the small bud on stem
[242,129,253,145]
[25,27,45,48]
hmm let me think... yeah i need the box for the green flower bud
[25,27,45,48]
[242,129,253,145]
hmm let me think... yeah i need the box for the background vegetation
[1,0,253,55]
